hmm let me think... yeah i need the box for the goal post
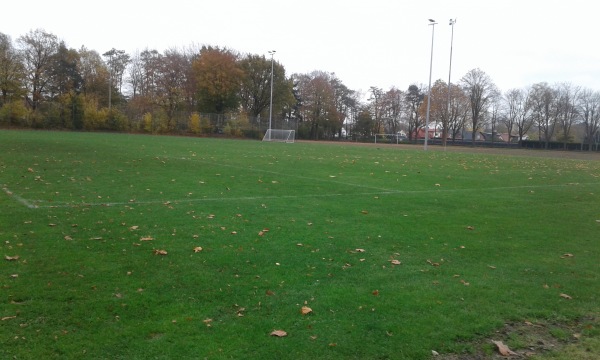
[262,129,295,143]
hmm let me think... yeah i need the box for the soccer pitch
[1,130,599,359]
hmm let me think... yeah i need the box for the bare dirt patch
[433,316,599,359]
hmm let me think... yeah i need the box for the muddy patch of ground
[433,316,599,359]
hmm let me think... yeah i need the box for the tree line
[1,29,599,149]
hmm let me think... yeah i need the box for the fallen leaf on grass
[361,210,369,214]
[301,306,313,315]
[560,293,572,300]
[466,226,475,230]
[427,259,440,267]
[140,236,153,241]
[1,316,17,321]
[372,289,379,296]
[193,247,203,253]
[270,330,287,337]
[492,340,517,356]
[153,249,168,256]
[390,260,402,265]
[560,253,574,258]
[129,226,139,230]
[5,255,19,261]
[355,248,366,253]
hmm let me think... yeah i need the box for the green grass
[1,130,599,359]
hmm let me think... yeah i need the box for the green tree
[238,54,294,123]
[354,107,375,139]
[0,32,25,107]
[405,84,425,141]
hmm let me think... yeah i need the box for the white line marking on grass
[2,186,39,209]
[169,156,397,193]
[28,182,600,209]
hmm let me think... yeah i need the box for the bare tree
[446,83,468,142]
[578,88,600,151]
[460,68,496,145]
[555,82,580,148]
[529,82,559,149]
[17,28,59,110]
[381,87,404,135]
[503,88,533,142]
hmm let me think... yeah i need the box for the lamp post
[445,19,456,148]
[268,50,276,139]
[424,19,437,151]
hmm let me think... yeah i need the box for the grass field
[1,130,599,359]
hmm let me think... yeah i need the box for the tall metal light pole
[268,50,276,139]
[424,19,437,151]
[445,19,456,148]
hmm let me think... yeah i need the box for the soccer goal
[262,129,295,143]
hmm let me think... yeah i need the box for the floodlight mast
[445,19,456,149]
[424,19,437,150]
[268,50,276,139]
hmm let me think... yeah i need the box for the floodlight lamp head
[428,19,435,23]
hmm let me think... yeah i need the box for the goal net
[374,134,405,144]
[262,129,295,143]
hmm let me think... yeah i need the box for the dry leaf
[561,253,574,258]
[64,235,73,241]
[301,306,313,315]
[427,259,440,267]
[492,340,517,356]
[5,255,19,261]
[140,236,153,241]
[270,330,287,337]
[129,226,139,230]
[390,259,401,265]
[266,290,275,296]
[361,210,369,214]
[193,246,203,253]
[466,226,475,230]
[560,293,572,300]
[355,248,366,253]
[432,350,440,356]
[372,289,379,296]
[153,249,168,255]
[1,315,17,321]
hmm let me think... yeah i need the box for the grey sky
[4,0,598,96]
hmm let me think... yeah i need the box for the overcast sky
[3,0,598,97]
